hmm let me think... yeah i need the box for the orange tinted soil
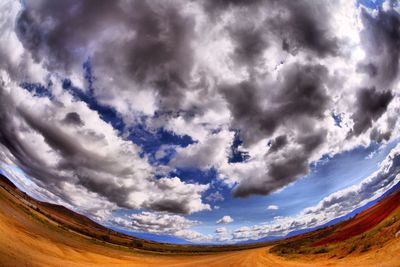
[314,190,400,246]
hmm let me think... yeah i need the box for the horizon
[1,0,400,245]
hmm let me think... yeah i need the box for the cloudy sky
[1,0,400,244]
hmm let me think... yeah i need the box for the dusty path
[0,185,399,267]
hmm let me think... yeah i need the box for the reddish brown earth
[0,174,399,266]
[314,189,400,246]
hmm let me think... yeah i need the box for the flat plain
[0,175,399,267]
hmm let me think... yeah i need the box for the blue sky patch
[357,0,385,9]
[128,125,194,163]
[169,167,217,184]
[20,80,53,99]
[331,112,342,128]
[229,130,250,163]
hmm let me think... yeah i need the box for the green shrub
[129,240,144,248]
[101,235,110,242]
[314,247,329,254]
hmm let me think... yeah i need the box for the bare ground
[0,185,399,266]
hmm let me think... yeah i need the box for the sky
[0,0,400,244]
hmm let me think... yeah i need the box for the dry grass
[0,175,399,266]
[270,188,400,260]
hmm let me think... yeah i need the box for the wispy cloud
[217,215,234,224]
[267,205,279,211]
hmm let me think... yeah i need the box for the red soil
[314,189,400,246]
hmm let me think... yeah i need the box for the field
[0,174,399,266]
[270,187,400,259]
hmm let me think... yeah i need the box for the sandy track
[0,186,399,267]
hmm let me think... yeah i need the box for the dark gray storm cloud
[357,62,378,77]
[0,85,208,214]
[370,127,391,143]
[215,0,340,75]
[354,3,400,142]
[102,1,195,108]
[203,0,263,14]
[16,0,195,109]
[221,63,330,145]
[224,63,330,197]
[234,129,327,197]
[213,0,337,198]
[267,0,340,57]
[62,112,84,126]
[360,5,400,89]
[0,89,62,187]
[0,97,136,208]
[204,0,341,60]
[3,0,399,205]
[229,25,268,69]
[220,81,277,145]
[16,1,121,71]
[15,0,340,111]
[370,115,397,142]
[268,135,288,153]
[351,87,394,136]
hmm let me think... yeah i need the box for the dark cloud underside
[0,0,398,209]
